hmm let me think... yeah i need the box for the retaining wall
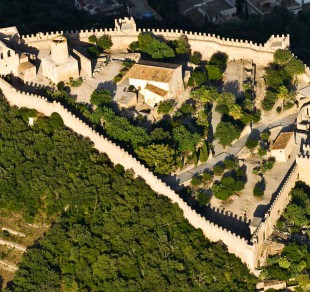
[0,76,256,271]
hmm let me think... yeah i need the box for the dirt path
[0,239,26,252]
[0,260,18,272]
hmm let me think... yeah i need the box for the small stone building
[270,132,295,163]
[121,60,184,108]
[42,36,79,84]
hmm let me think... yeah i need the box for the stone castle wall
[0,76,256,272]
[0,50,19,76]
[250,163,298,267]
[20,20,290,65]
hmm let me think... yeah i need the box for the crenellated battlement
[0,75,256,271]
[18,17,290,66]
[250,163,298,267]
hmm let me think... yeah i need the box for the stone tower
[51,36,69,64]
[41,35,79,83]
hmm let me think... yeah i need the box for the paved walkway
[166,113,298,186]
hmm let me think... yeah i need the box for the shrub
[253,184,264,197]
[214,121,242,146]
[223,157,237,169]
[57,81,65,91]
[258,147,267,157]
[245,138,259,150]
[70,77,83,87]
[179,103,194,116]
[213,165,224,176]
[158,100,174,114]
[262,90,277,111]
[276,106,282,113]
[261,157,275,173]
[113,75,122,83]
[191,176,202,188]
[206,64,222,81]
[188,70,207,87]
[128,85,136,92]
[190,51,202,65]
[260,130,270,142]
[115,164,125,174]
[196,190,210,207]
[201,171,213,184]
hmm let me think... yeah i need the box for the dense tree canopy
[0,95,256,291]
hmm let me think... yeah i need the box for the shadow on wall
[202,206,251,240]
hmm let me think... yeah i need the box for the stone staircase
[93,54,108,77]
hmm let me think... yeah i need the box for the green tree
[187,70,207,87]
[150,128,171,142]
[209,52,228,71]
[190,51,202,65]
[88,35,97,44]
[253,183,264,198]
[262,90,277,111]
[172,125,200,154]
[245,138,259,151]
[157,100,174,114]
[284,58,305,77]
[260,130,271,142]
[179,103,194,116]
[228,104,243,120]
[137,33,175,59]
[90,89,113,106]
[199,142,208,163]
[191,176,202,188]
[214,122,242,146]
[135,144,176,174]
[274,49,292,65]
[265,67,291,90]
[174,35,190,55]
[206,64,222,81]
[196,190,210,207]
[190,86,219,105]
[97,35,113,51]
[277,85,290,100]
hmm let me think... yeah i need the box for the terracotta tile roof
[270,132,294,150]
[145,83,168,97]
[124,63,175,83]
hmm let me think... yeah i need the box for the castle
[0,17,309,274]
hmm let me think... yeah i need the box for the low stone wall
[72,49,92,77]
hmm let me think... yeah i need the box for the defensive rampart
[20,18,289,65]
[250,163,298,267]
[0,76,256,271]
[0,74,299,273]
